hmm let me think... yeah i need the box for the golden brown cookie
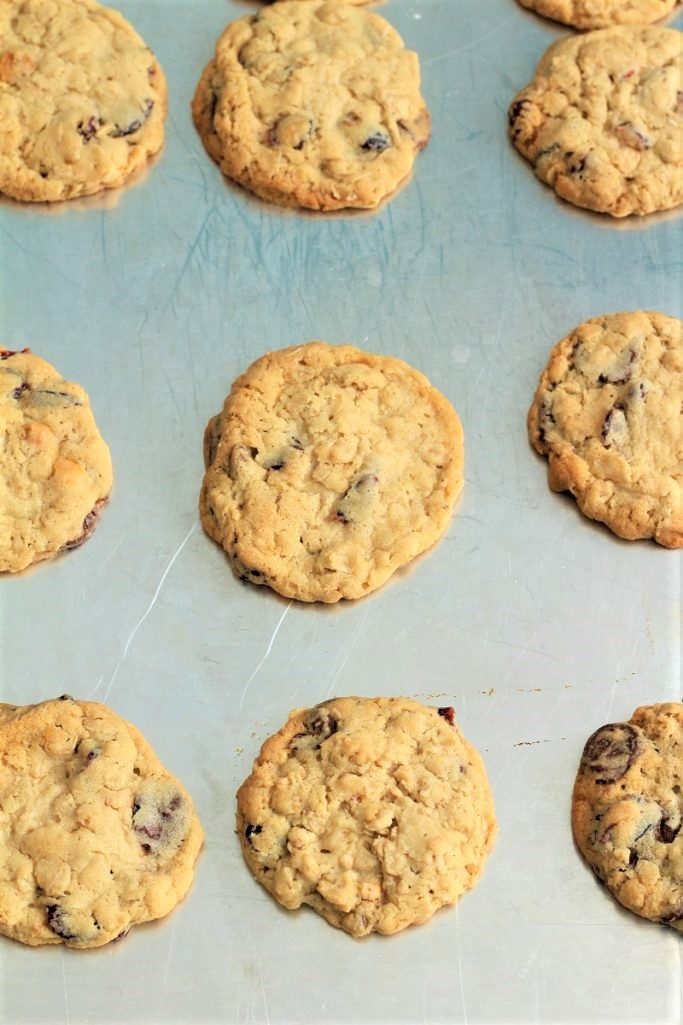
[572,703,683,931]
[0,0,167,202]
[0,347,113,573]
[200,342,464,602]
[0,696,204,947]
[192,1,431,210]
[237,697,497,937]
[508,26,683,217]
[517,0,679,30]
[528,312,682,547]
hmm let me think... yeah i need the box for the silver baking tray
[1,1,681,1022]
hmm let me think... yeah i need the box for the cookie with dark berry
[200,342,464,602]
[191,1,430,210]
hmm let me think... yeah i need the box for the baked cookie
[0,696,204,947]
[237,697,497,937]
[0,348,113,572]
[528,312,682,547]
[192,1,431,210]
[200,342,464,602]
[508,26,683,217]
[0,0,167,202]
[517,0,679,30]
[572,703,683,931]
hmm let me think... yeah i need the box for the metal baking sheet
[1,1,681,1022]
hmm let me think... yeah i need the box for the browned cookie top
[192,1,430,210]
[0,0,167,202]
[0,348,114,572]
[572,703,683,931]
[509,26,682,217]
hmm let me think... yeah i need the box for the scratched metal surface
[0,0,681,1022]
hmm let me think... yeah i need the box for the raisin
[77,116,101,143]
[580,723,641,783]
[46,905,78,941]
[110,99,154,138]
[657,818,681,844]
[361,132,390,153]
[0,347,30,360]
[437,706,456,726]
[507,99,529,128]
[245,823,262,844]
[11,382,29,399]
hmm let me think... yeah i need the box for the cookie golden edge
[516,0,679,30]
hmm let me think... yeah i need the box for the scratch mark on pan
[61,954,71,1025]
[454,904,468,1025]
[422,15,513,67]
[102,524,197,702]
[324,605,370,699]
[257,959,271,1025]
[86,674,105,700]
[240,603,292,710]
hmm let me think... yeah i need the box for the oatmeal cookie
[237,697,497,936]
[0,347,113,572]
[528,312,682,547]
[508,26,682,216]
[0,696,203,947]
[0,0,167,202]
[572,703,683,931]
[200,342,464,602]
[192,1,430,210]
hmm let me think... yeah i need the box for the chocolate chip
[628,849,639,868]
[110,98,154,138]
[336,473,379,524]
[580,723,641,783]
[598,351,636,386]
[361,132,390,153]
[77,116,101,143]
[507,99,529,129]
[290,437,304,451]
[46,904,78,941]
[58,694,74,701]
[437,707,456,726]
[62,501,104,552]
[568,155,587,175]
[602,404,627,447]
[291,709,340,751]
[132,787,187,855]
[657,818,681,844]
[245,823,262,844]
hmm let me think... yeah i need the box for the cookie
[0,0,167,202]
[236,697,497,937]
[528,312,682,548]
[517,0,679,30]
[508,26,683,217]
[0,696,204,947]
[572,703,683,931]
[191,1,431,210]
[0,348,113,572]
[200,342,464,602]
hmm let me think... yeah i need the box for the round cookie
[0,348,113,572]
[572,703,683,931]
[200,342,464,602]
[191,1,431,211]
[236,697,497,937]
[508,26,683,217]
[0,696,204,947]
[517,0,679,30]
[528,312,682,548]
[0,0,167,202]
